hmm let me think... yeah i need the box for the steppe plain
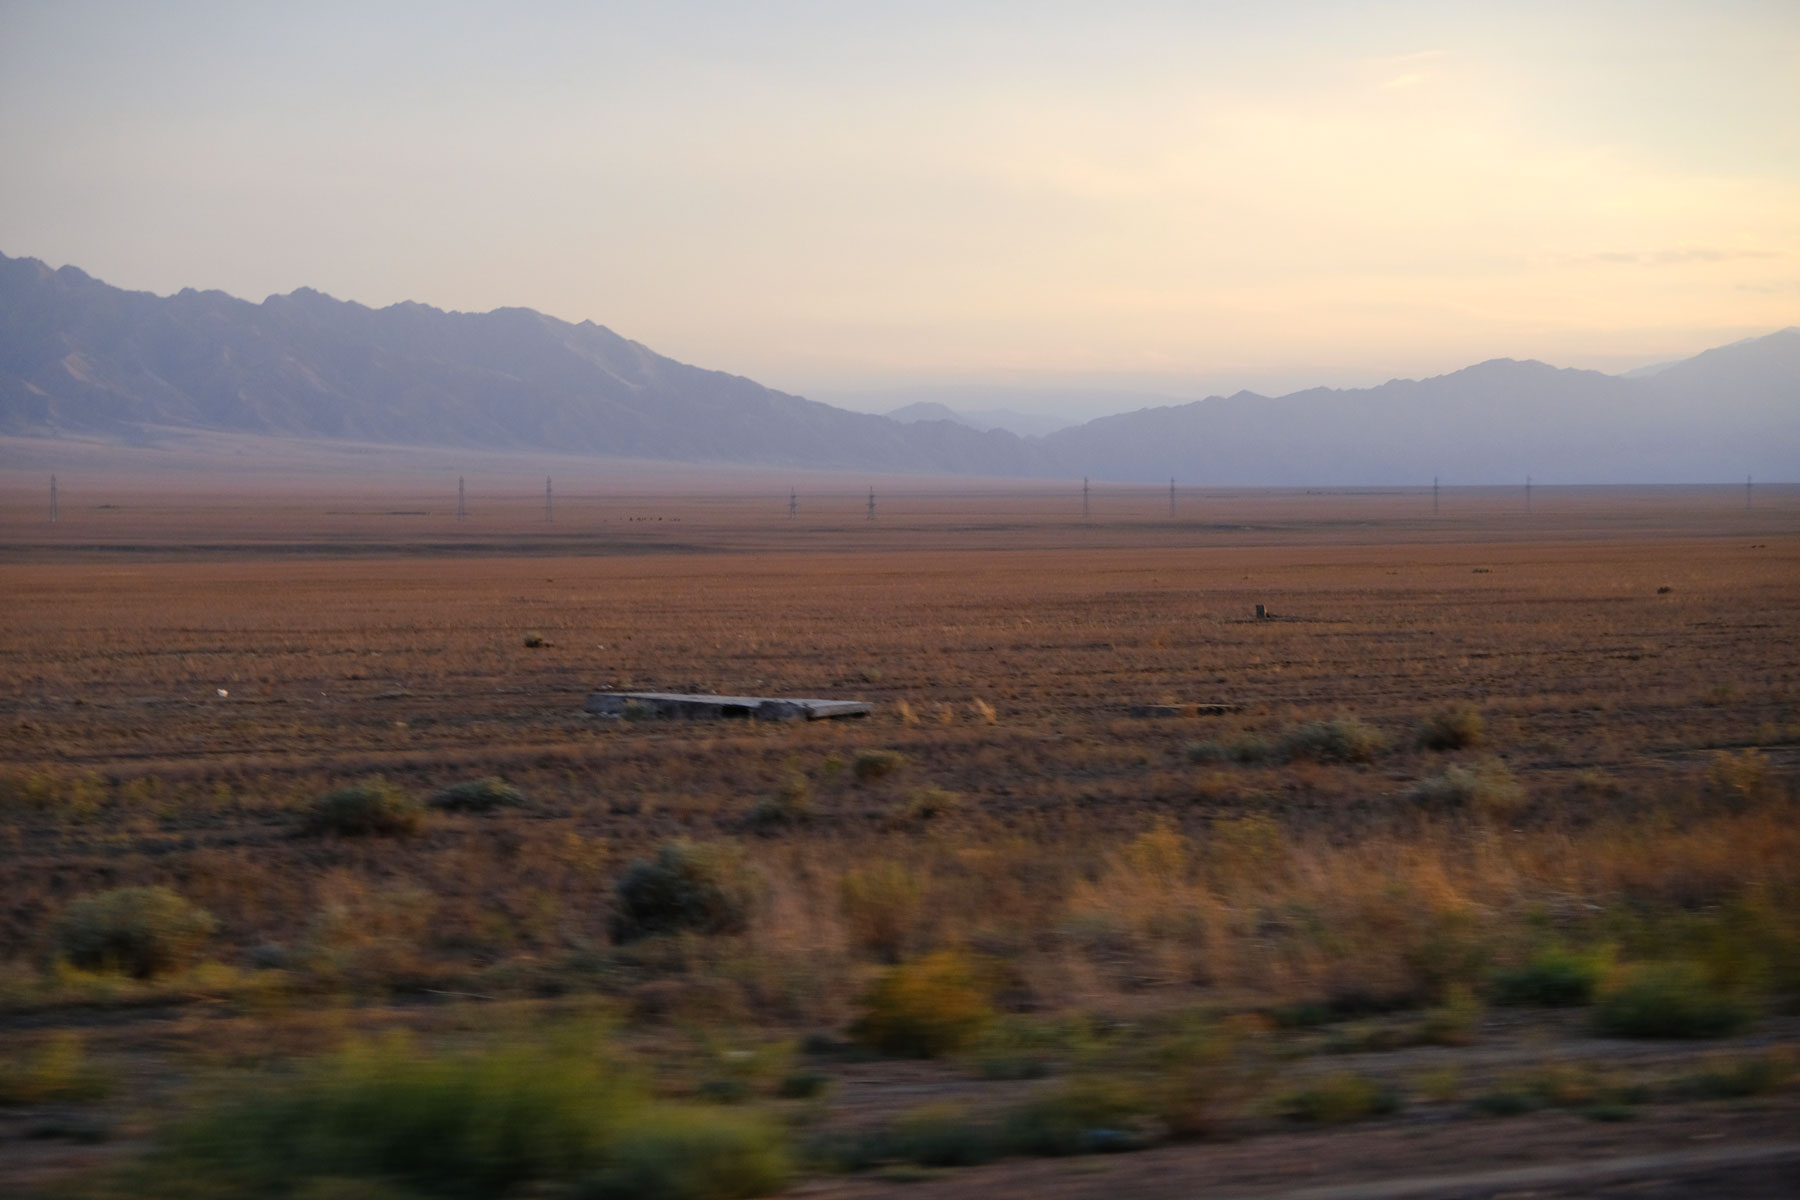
[0,440,1796,1197]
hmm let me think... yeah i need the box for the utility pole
[1082,477,1090,521]
[867,487,875,521]
[1746,474,1753,512]
[1432,476,1439,516]
[1169,477,1176,519]
[49,474,59,524]
[1525,475,1532,515]
[545,476,553,524]
[789,487,797,519]
[456,476,467,521]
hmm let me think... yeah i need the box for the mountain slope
[2,251,1793,483]
[0,253,1043,475]
[1040,344,1798,485]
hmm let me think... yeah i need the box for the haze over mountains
[2,252,1794,485]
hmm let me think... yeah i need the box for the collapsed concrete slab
[586,691,873,722]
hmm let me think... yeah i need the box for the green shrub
[55,886,216,978]
[611,841,757,943]
[852,750,907,783]
[428,778,526,812]
[1286,1073,1400,1123]
[775,1070,830,1100]
[851,951,993,1058]
[1000,1078,1149,1156]
[1422,984,1483,1045]
[747,776,813,831]
[0,1031,112,1104]
[1131,1015,1273,1140]
[808,1081,1148,1171]
[141,1034,787,1200]
[1417,703,1484,751]
[1185,734,1274,765]
[1472,1088,1538,1117]
[1679,1051,1794,1099]
[304,779,426,837]
[1279,718,1386,764]
[965,1016,1067,1080]
[578,1108,790,1200]
[158,1036,624,1198]
[1492,945,1609,1007]
[1410,759,1526,818]
[1593,963,1750,1039]
[886,1104,1002,1167]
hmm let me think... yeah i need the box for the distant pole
[1746,474,1753,512]
[1082,477,1090,520]
[1432,476,1439,516]
[789,487,797,519]
[49,474,59,524]
[1169,477,1176,519]
[457,476,467,521]
[1526,475,1532,514]
[867,487,875,521]
[545,476,553,523]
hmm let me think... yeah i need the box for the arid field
[1,454,1796,1198]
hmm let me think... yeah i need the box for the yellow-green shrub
[851,951,993,1058]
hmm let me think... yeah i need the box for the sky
[2,1,1796,415]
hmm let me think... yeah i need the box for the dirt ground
[0,448,1796,1197]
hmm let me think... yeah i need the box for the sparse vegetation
[430,777,527,812]
[852,750,908,783]
[122,1033,788,1200]
[1410,758,1526,817]
[0,1032,111,1105]
[748,775,813,830]
[1418,702,1484,750]
[1278,717,1387,763]
[55,887,217,979]
[894,785,962,823]
[851,951,994,1058]
[1491,945,1610,1007]
[1285,1073,1401,1123]
[1593,963,1750,1039]
[611,841,757,943]
[1185,734,1275,765]
[304,779,427,837]
[2,490,1797,1194]
[839,861,925,962]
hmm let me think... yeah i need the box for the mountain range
[2,251,1794,484]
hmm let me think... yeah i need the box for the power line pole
[1432,475,1439,516]
[789,487,797,519]
[1169,477,1176,519]
[456,476,467,521]
[49,474,59,524]
[867,487,875,521]
[1525,475,1532,515]
[1746,474,1753,512]
[1082,477,1090,520]
[545,476,553,524]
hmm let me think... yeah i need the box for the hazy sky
[2,1,1796,408]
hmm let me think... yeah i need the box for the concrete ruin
[586,691,873,722]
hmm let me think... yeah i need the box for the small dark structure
[1255,604,1269,619]
[1129,702,1244,718]
[586,691,872,722]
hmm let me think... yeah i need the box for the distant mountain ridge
[883,399,1077,438]
[0,253,1040,475]
[2,252,1794,483]
[1039,339,1798,484]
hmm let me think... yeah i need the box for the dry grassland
[0,466,1796,1197]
